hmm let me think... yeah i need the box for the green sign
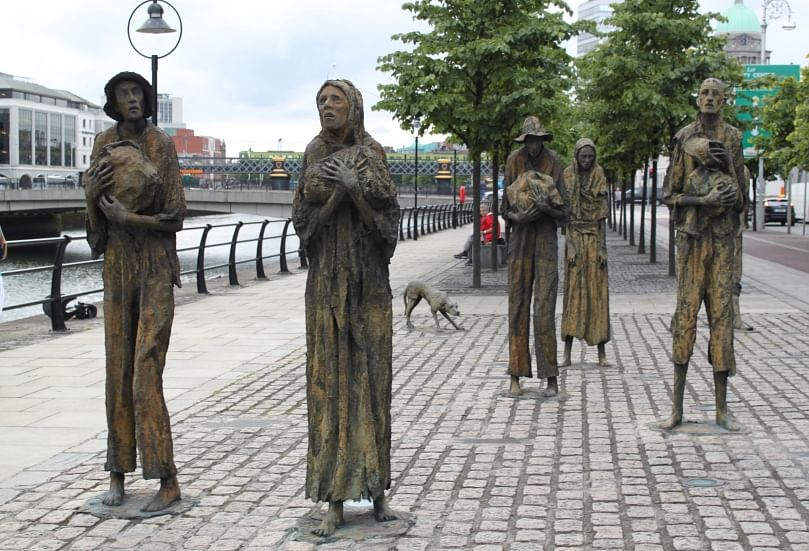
[736,89,776,156]
[743,64,801,81]
[738,66,801,158]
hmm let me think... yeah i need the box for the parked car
[482,189,503,202]
[763,196,796,225]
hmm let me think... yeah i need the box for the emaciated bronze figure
[502,116,568,397]
[661,77,744,431]
[84,72,185,511]
[561,138,610,367]
[292,79,400,537]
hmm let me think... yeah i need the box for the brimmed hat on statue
[514,116,553,143]
[103,71,154,122]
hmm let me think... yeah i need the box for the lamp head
[137,0,176,34]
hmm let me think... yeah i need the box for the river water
[0,213,299,322]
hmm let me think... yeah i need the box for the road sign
[738,65,801,158]
[743,64,801,81]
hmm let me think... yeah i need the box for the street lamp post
[127,0,183,127]
[412,117,421,240]
[755,0,795,231]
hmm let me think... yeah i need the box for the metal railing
[1,219,304,332]
[1,202,469,331]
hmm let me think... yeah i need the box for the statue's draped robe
[87,124,184,478]
[293,135,399,502]
[503,146,566,379]
[561,156,610,346]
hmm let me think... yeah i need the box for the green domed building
[715,0,764,64]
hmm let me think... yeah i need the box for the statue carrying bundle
[506,169,564,214]
[87,140,159,214]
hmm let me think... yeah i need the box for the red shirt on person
[480,212,500,243]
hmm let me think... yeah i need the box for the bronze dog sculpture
[404,280,464,330]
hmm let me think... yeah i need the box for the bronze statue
[561,139,610,367]
[83,72,185,511]
[733,166,754,331]
[292,79,400,537]
[502,116,568,397]
[661,77,744,431]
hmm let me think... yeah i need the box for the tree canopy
[575,0,743,181]
[375,0,588,286]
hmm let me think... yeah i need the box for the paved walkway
[1,215,809,550]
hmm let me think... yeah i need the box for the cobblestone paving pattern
[2,226,809,550]
[2,307,809,550]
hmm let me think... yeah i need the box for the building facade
[0,72,112,188]
[577,0,620,56]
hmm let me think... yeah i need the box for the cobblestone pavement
[2,223,809,550]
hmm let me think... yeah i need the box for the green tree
[375,0,586,287]
[576,0,742,261]
[789,66,809,171]
[751,77,798,177]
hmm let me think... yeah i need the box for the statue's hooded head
[574,138,597,172]
[316,79,367,145]
[103,71,154,122]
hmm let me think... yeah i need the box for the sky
[4,0,808,155]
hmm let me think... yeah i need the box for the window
[0,108,9,165]
[35,112,47,165]
[49,113,63,166]
[64,116,75,167]
[19,109,32,164]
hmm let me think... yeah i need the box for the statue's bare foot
[658,412,683,430]
[716,412,742,432]
[598,357,611,367]
[509,376,523,396]
[313,502,343,537]
[560,357,571,367]
[542,377,558,397]
[141,475,180,512]
[373,495,398,522]
[102,472,125,506]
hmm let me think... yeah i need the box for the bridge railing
[1,202,469,331]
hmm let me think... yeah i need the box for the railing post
[432,205,439,233]
[399,209,405,241]
[413,207,419,240]
[196,224,213,294]
[255,219,270,280]
[229,221,244,286]
[49,235,71,332]
[421,206,428,235]
[279,218,292,273]
[406,208,413,240]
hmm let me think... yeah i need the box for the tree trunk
[638,159,648,255]
[472,154,481,288]
[490,153,500,272]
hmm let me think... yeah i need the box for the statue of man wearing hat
[502,116,568,397]
[661,77,745,431]
[83,71,185,511]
